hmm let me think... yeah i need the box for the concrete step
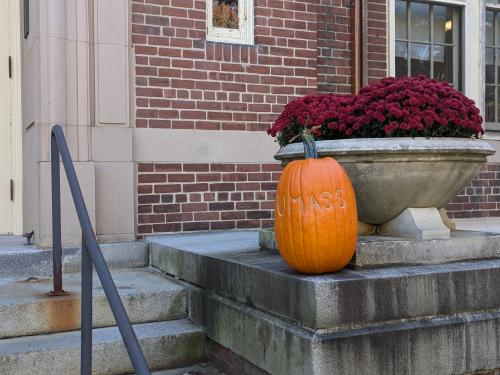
[148,231,500,330]
[0,320,206,375]
[0,241,149,278]
[0,268,186,338]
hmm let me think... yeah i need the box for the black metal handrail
[50,125,151,375]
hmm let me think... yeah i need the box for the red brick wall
[316,0,387,94]
[316,0,353,94]
[137,162,281,234]
[366,0,387,83]
[446,164,500,219]
[132,0,392,235]
[132,0,318,132]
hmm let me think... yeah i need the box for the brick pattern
[446,164,500,219]
[316,0,353,94]
[132,0,318,132]
[316,0,387,94]
[137,162,282,234]
[365,0,387,83]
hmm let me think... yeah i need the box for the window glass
[486,86,495,123]
[213,0,239,29]
[432,45,453,82]
[487,11,495,46]
[410,2,430,42]
[486,48,495,84]
[433,5,453,44]
[395,41,408,76]
[410,43,430,76]
[395,1,407,39]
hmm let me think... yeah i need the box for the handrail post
[50,131,65,296]
[81,235,92,375]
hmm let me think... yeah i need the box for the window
[394,0,461,89]
[485,3,500,130]
[207,0,254,45]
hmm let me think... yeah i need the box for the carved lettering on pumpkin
[309,196,321,210]
[319,191,333,209]
[277,195,286,216]
[290,195,305,214]
[276,190,347,216]
[335,189,346,208]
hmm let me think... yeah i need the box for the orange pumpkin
[274,131,358,274]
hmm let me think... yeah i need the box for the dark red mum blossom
[268,76,484,146]
[267,93,354,147]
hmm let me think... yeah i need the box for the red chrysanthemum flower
[268,76,484,146]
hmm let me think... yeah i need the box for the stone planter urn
[274,138,496,239]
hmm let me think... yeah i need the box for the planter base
[377,207,450,240]
[260,229,500,268]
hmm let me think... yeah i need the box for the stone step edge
[0,320,206,375]
[0,241,149,278]
[176,276,500,340]
[0,269,187,339]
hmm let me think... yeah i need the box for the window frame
[485,2,500,131]
[206,0,254,45]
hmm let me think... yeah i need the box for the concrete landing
[147,231,500,375]
[0,269,186,338]
[260,228,500,267]
[0,320,205,375]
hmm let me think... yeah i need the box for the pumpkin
[274,130,358,274]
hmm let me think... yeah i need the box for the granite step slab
[0,241,149,278]
[148,231,500,330]
[0,320,205,375]
[0,268,186,338]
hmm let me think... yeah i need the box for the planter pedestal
[358,207,455,239]
[377,207,450,239]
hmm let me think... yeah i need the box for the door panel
[0,0,13,234]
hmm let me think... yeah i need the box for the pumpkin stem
[302,129,318,159]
